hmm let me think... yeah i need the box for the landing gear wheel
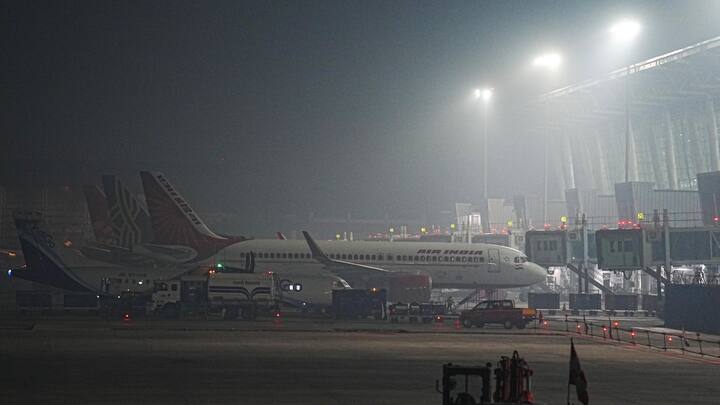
[462,319,473,328]
[504,320,513,329]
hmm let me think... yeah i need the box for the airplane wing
[301,231,390,277]
[133,244,198,264]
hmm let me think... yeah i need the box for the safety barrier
[534,314,720,359]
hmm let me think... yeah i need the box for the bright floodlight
[610,19,641,43]
[473,88,493,102]
[532,53,562,71]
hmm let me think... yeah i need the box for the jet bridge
[596,225,720,295]
[597,227,720,268]
[525,229,608,294]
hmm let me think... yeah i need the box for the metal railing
[535,314,720,359]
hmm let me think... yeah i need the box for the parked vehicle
[459,300,536,329]
[150,272,278,320]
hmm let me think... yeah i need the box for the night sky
[3,1,719,232]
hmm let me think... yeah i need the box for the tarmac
[1,315,719,404]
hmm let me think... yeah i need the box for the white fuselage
[212,239,547,306]
[44,244,196,295]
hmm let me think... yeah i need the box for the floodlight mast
[473,87,493,233]
[532,52,563,225]
[609,18,642,182]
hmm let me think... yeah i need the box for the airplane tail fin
[102,175,153,248]
[13,213,91,292]
[139,171,245,260]
[82,185,115,245]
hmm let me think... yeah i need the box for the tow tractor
[436,351,536,404]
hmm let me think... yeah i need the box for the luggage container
[569,293,601,310]
[528,292,560,310]
[604,294,638,311]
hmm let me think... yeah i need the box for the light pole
[473,87,493,233]
[610,19,641,182]
[532,52,562,225]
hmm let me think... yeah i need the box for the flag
[569,339,589,405]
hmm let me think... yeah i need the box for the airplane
[139,171,548,307]
[81,176,209,265]
[11,214,191,295]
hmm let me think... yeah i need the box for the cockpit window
[513,256,528,263]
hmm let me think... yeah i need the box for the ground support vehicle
[331,288,387,320]
[99,291,150,320]
[149,272,278,320]
[436,351,535,404]
[459,299,536,329]
[388,302,447,323]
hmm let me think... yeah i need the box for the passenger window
[397,255,402,261]
[371,255,376,260]
[387,255,393,261]
[461,257,467,262]
[353,254,358,260]
[432,256,438,262]
[270,253,275,258]
[306,253,311,259]
[359,255,365,260]
[342,254,347,259]
[420,256,426,262]
[414,255,419,261]
[402,255,408,261]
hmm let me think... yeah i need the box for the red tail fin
[139,171,245,261]
[82,185,114,245]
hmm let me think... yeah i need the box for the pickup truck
[459,299,536,329]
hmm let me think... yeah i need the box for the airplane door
[487,249,501,273]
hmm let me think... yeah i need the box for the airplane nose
[527,262,548,284]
